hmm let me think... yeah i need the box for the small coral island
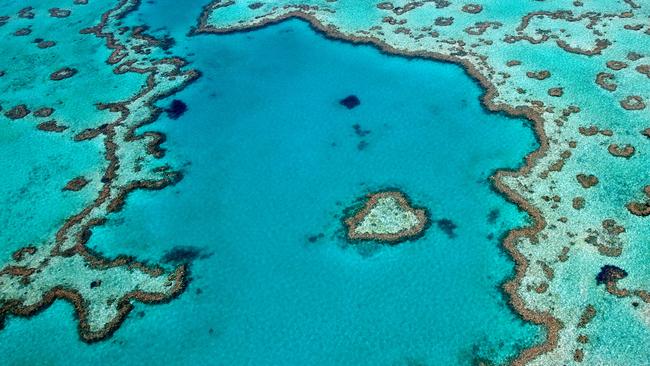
[344,190,429,243]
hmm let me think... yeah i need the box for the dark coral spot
[33,107,54,117]
[165,99,187,120]
[436,218,457,238]
[63,176,89,191]
[4,104,30,120]
[339,95,360,109]
[352,123,371,137]
[357,140,369,151]
[49,8,72,18]
[161,245,212,264]
[50,67,77,80]
[159,35,175,50]
[37,40,56,49]
[14,27,31,36]
[307,233,324,243]
[596,265,627,285]
[487,209,500,223]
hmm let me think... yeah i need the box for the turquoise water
[0,9,542,366]
[0,122,104,260]
[0,1,549,364]
[0,0,134,259]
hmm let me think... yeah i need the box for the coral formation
[0,0,198,342]
[193,1,650,364]
[344,190,429,243]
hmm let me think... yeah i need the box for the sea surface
[0,2,543,365]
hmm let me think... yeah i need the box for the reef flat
[345,190,429,243]
[0,0,197,341]
[193,1,650,364]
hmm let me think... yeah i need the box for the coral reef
[0,0,198,342]
[345,190,428,243]
[193,1,650,364]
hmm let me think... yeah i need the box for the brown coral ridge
[606,60,628,70]
[1,0,200,343]
[596,265,628,295]
[14,27,31,36]
[51,74,197,258]
[577,304,596,328]
[18,7,35,19]
[193,6,560,364]
[37,40,56,49]
[56,5,198,242]
[526,70,551,80]
[3,104,30,120]
[578,125,612,137]
[576,174,599,188]
[547,87,564,97]
[50,67,78,80]
[595,72,616,91]
[376,1,448,15]
[461,4,483,14]
[344,190,429,243]
[572,197,585,210]
[0,265,188,343]
[607,144,635,158]
[626,186,650,217]
[33,107,55,117]
[585,219,625,257]
[620,95,646,111]
[627,202,650,217]
[11,246,37,261]
[36,120,68,132]
[79,1,187,66]
[63,176,89,191]
[636,65,650,78]
[49,8,72,18]
[508,10,621,56]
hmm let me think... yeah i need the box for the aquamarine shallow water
[0,124,104,260]
[0,5,542,366]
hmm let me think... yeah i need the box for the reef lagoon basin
[92,19,542,365]
[1,15,540,365]
[2,1,650,365]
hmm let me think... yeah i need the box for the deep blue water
[0,6,541,366]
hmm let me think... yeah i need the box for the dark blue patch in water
[340,95,360,109]
[165,99,187,119]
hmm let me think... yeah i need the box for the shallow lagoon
[0,11,541,366]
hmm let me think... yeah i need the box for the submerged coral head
[596,265,628,285]
[345,190,429,244]
[165,99,188,120]
[339,95,360,109]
